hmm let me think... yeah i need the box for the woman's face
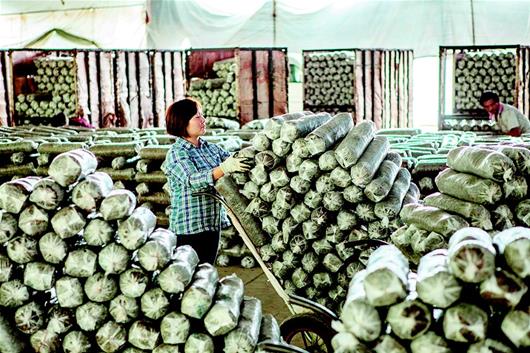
[186,108,206,138]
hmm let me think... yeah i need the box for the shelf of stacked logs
[214,112,419,312]
[333,228,530,352]
[0,148,306,353]
[390,144,530,264]
[0,124,259,268]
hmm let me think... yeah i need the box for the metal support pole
[470,0,476,45]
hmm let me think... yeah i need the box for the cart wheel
[280,313,334,353]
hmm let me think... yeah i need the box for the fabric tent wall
[146,0,530,130]
[0,2,147,49]
[147,0,530,57]
[2,0,530,129]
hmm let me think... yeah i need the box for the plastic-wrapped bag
[424,192,493,230]
[400,203,469,237]
[335,120,376,168]
[318,150,338,171]
[435,169,502,205]
[447,146,515,182]
[493,227,530,278]
[447,227,496,283]
[350,136,390,187]
[264,112,305,140]
[280,113,331,142]
[305,112,353,156]
[416,249,462,308]
[269,167,289,188]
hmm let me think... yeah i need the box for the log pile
[216,112,418,311]
[0,148,290,353]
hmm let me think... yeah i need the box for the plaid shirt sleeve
[165,147,214,191]
[211,143,231,162]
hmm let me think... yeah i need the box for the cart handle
[193,189,227,206]
[193,189,297,313]
[287,294,338,321]
[257,340,311,353]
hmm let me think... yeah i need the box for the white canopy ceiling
[146,0,530,57]
[1,0,529,129]
[0,1,145,15]
[0,0,528,56]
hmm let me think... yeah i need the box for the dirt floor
[218,265,291,323]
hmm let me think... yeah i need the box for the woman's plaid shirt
[163,137,231,235]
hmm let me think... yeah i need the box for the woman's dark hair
[479,91,499,105]
[166,98,201,137]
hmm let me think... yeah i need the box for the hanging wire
[470,0,476,45]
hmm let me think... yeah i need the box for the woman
[163,98,251,264]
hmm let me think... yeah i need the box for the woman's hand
[220,156,252,174]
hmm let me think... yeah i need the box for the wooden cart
[195,189,387,353]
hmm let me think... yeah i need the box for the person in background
[479,91,530,137]
[163,98,251,264]
[69,106,94,128]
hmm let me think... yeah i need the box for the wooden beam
[272,50,288,116]
[238,49,254,125]
[99,51,115,127]
[363,50,373,123]
[390,51,399,129]
[75,52,89,124]
[521,48,530,117]
[407,51,414,127]
[153,52,165,127]
[255,50,270,119]
[0,52,8,126]
[87,51,100,128]
[116,51,130,127]
[173,52,185,101]
[138,52,153,128]
[163,52,174,109]
[354,50,364,123]
[398,51,406,128]
[127,52,140,128]
[373,50,383,129]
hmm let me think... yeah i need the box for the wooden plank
[373,50,383,129]
[516,48,523,111]
[163,52,174,109]
[75,52,89,123]
[385,51,393,128]
[522,48,530,117]
[116,51,130,127]
[407,50,414,127]
[153,52,165,127]
[127,52,140,128]
[302,52,310,110]
[272,50,288,116]
[99,52,115,127]
[173,52,185,101]
[438,48,446,129]
[139,52,154,128]
[87,51,100,128]
[363,50,373,124]
[398,51,406,128]
[4,52,14,126]
[0,52,8,126]
[390,51,399,128]
[380,51,388,128]
[255,50,270,119]
[238,49,254,125]
[354,50,364,123]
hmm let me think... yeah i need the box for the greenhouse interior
[1,1,530,352]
